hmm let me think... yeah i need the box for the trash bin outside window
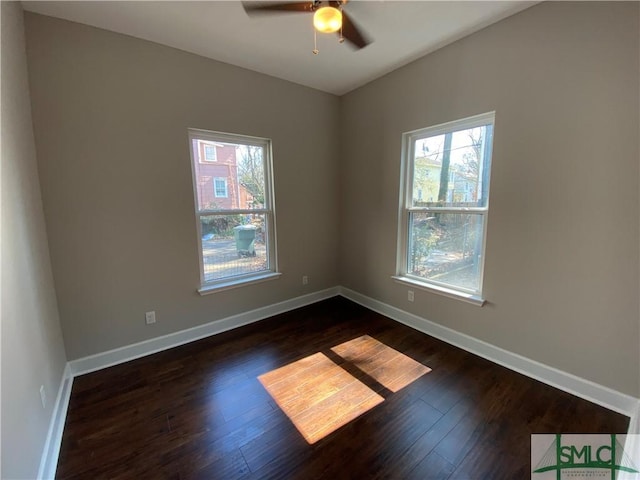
[233,225,257,257]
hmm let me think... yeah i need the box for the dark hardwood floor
[56,297,629,479]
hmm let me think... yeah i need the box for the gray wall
[25,13,341,360]
[340,1,639,397]
[1,3,68,478]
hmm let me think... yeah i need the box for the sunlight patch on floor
[259,352,383,444]
[258,336,431,444]
[331,335,431,393]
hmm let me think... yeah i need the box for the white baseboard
[69,287,340,376]
[37,363,74,480]
[627,401,640,435]
[621,401,640,479]
[338,286,639,418]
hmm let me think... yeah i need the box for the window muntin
[204,144,216,162]
[214,178,228,198]
[189,129,277,289]
[398,112,494,298]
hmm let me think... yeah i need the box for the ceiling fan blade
[340,11,371,49]
[242,2,313,15]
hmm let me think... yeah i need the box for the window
[214,178,228,198]
[189,129,279,292]
[203,144,216,161]
[395,112,495,305]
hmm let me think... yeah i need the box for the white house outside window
[395,112,495,305]
[189,129,279,293]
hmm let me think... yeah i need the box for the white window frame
[203,144,217,162]
[393,112,495,306]
[213,177,228,198]
[188,129,280,294]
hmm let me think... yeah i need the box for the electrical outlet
[408,290,414,302]
[302,275,309,285]
[39,385,46,409]
[145,311,156,325]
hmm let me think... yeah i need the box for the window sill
[198,272,282,295]
[391,276,486,307]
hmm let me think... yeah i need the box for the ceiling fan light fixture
[313,6,342,33]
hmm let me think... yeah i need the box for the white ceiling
[22,1,536,96]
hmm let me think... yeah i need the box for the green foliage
[411,217,440,260]
[201,215,244,238]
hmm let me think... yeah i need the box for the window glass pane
[214,178,228,198]
[204,145,216,161]
[412,124,492,208]
[200,213,268,282]
[192,140,265,211]
[408,212,484,292]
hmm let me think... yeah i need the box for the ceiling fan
[242,1,371,53]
